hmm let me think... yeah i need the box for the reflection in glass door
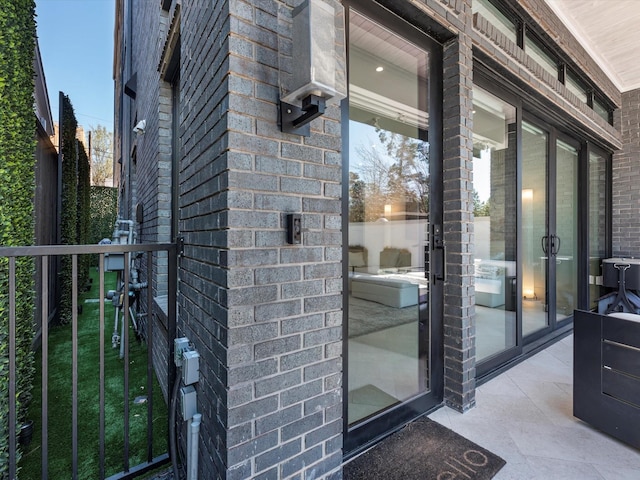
[522,122,549,336]
[588,150,608,308]
[471,85,517,362]
[554,140,578,320]
[346,8,439,432]
[522,121,579,337]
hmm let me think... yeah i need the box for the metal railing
[1,242,177,480]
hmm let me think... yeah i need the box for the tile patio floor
[428,334,640,479]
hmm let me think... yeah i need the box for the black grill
[601,258,640,314]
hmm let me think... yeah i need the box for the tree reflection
[349,126,429,222]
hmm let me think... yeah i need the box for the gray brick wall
[442,1,477,412]
[117,0,178,403]
[613,88,640,257]
[178,1,343,478]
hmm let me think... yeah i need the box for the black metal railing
[1,242,177,480]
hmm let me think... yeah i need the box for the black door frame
[341,0,445,457]
[472,71,524,376]
[473,68,590,378]
[521,112,581,344]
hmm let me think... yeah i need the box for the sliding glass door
[472,86,518,362]
[522,121,578,340]
[554,139,579,322]
[587,150,609,309]
[521,122,549,336]
[344,4,442,454]
[473,77,584,373]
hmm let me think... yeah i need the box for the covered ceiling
[544,0,640,92]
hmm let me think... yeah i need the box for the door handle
[424,244,429,278]
[432,224,446,283]
[434,244,446,282]
[551,235,561,255]
[541,235,548,254]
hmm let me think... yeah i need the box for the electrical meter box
[182,350,200,385]
[105,253,125,272]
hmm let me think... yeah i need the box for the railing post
[146,251,154,463]
[167,244,178,454]
[8,257,17,480]
[42,255,49,479]
[123,252,130,474]
[99,254,106,480]
[72,254,79,479]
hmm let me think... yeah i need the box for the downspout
[187,413,201,480]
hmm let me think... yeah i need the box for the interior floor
[348,321,421,424]
[348,295,574,425]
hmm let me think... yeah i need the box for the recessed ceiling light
[375,66,384,72]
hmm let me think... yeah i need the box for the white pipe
[186,418,192,474]
[187,413,201,480]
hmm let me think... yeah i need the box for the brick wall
[178,1,343,478]
[121,0,176,403]
[178,2,230,476]
[442,1,477,411]
[613,88,640,257]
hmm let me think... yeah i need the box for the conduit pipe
[187,413,202,480]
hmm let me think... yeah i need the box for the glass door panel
[588,151,608,308]
[472,85,517,362]
[555,140,578,320]
[522,122,549,335]
[347,10,431,425]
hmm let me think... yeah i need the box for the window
[474,0,613,124]
[525,34,557,79]
[593,96,610,123]
[473,0,518,45]
[566,70,588,103]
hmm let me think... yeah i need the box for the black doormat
[344,417,506,480]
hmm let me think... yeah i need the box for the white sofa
[351,275,418,308]
[474,260,515,308]
[476,276,505,307]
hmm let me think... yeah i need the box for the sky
[36,0,115,132]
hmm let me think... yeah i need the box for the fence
[1,242,177,479]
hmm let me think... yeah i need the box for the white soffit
[544,0,640,92]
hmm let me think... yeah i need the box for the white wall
[349,220,426,270]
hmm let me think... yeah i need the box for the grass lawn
[19,267,169,479]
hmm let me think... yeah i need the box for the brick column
[613,88,640,257]
[179,1,344,478]
[442,28,476,412]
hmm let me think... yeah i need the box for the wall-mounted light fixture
[522,188,535,299]
[279,0,346,136]
[133,119,146,135]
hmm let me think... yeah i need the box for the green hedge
[77,140,91,286]
[0,0,36,477]
[58,95,91,323]
[89,186,117,265]
[59,95,79,325]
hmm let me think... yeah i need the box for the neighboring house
[113,0,640,478]
[34,40,60,340]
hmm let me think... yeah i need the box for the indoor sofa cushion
[351,275,418,308]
